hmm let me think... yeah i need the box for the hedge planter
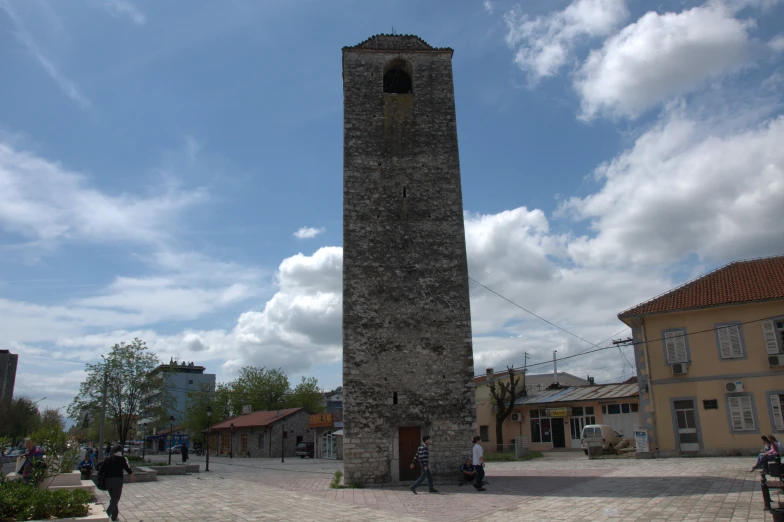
[29,502,110,522]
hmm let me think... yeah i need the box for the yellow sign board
[309,413,334,428]
[546,408,570,417]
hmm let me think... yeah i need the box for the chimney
[485,368,493,376]
[553,351,558,385]
[276,410,281,417]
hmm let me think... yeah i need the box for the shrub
[125,455,144,462]
[0,481,90,521]
[329,470,343,489]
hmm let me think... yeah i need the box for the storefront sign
[309,413,334,428]
[546,407,571,417]
[634,430,649,453]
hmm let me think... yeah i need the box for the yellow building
[618,255,784,457]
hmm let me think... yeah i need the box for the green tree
[68,338,173,446]
[0,396,41,443]
[229,366,290,413]
[288,376,325,413]
[30,423,80,485]
[40,407,65,431]
[181,382,234,444]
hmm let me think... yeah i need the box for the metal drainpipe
[639,317,659,457]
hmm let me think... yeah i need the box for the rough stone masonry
[342,34,476,484]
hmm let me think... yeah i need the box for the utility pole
[98,360,108,458]
[281,424,285,463]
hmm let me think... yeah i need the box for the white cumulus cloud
[575,4,752,120]
[505,0,629,80]
[293,226,325,239]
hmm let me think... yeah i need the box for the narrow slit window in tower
[393,392,398,405]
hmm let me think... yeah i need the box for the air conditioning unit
[511,413,523,422]
[671,363,688,375]
[769,354,784,367]
[724,380,744,393]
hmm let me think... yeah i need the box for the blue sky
[1,0,783,415]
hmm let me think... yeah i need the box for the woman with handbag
[97,444,135,521]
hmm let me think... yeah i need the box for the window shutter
[728,326,743,358]
[665,331,687,363]
[740,396,755,430]
[717,327,732,359]
[762,320,780,355]
[771,394,784,432]
[728,397,744,430]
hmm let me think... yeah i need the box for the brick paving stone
[91,453,778,521]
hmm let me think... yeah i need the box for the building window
[762,319,784,354]
[716,323,745,359]
[188,379,194,384]
[768,392,784,432]
[530,416,552,443]
[258,434,263,449]
[728,395,756,431]
[479,425,489,442]
[663,329,689,363]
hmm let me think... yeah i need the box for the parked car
[295,441,315,458]
[169,444,183,454]
[580,424,622,455]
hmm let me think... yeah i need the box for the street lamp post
[168,415,174,465]
[230,423,234,459]
[205,406,211,472]
[142,423,147,459]
[281,424,285,463]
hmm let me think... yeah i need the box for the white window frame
[664,330,688,364]
[717,324,744,359]
[770,393,784,433]
[762,319,784,355]
[728,396,755,431]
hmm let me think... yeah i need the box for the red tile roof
[209,408,304,430]
[619,255,784,318]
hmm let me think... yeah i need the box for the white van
[580,424,622,454]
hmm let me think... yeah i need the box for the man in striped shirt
[409,435,438,494]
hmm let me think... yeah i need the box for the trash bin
[770,508,784,522]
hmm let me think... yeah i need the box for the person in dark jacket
[181,443,189,463]
[98,444,135,521]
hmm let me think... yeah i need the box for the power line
[469,277,608,349]
[468,276,780,377]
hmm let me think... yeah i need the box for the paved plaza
[89,452,779,521]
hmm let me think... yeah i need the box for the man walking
[409,435,438,494]
[181,442,189,463]
[472,435,486,491]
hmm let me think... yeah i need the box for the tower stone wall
[342,34,476,484]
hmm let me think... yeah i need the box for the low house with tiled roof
[618,255,784,457]
[207,408,311,458]
[475,369,591,451]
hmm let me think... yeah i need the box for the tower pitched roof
[343,34,453,54]
[618,255,784,318]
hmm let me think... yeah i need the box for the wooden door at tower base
[399,426,421,481]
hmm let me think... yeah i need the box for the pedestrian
[409,435,438,494]
[770,435,783,454]
[98,444,135,521]
[105,441,112,458]
[472,435,486,491]
[749,436,777,473]
[459,458,476,486]
[181,442,189,463]
[78,451,94,479]
[19,438,45,485]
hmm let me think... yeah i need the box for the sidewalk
[94,454,773,521]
